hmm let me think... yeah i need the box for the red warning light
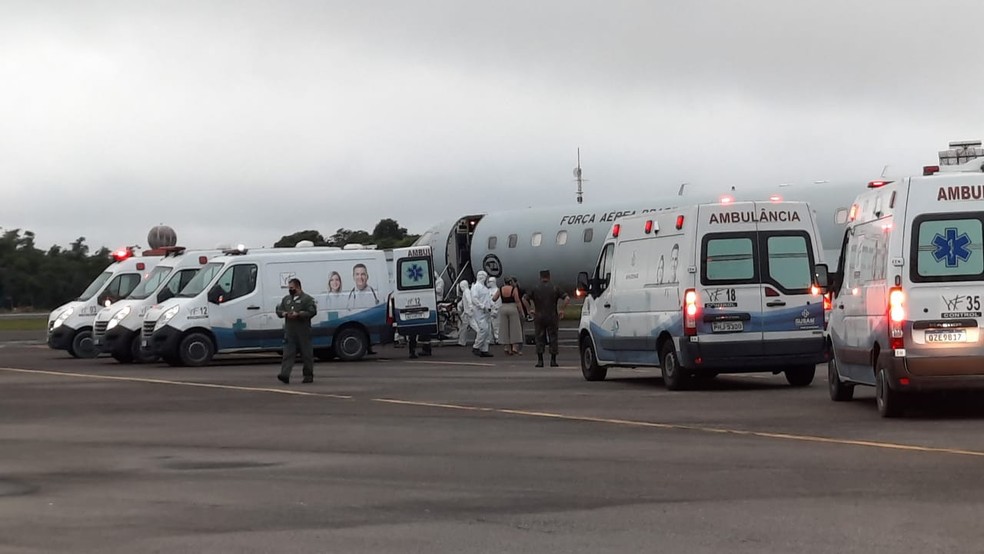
[644,220,654,234]
[612,223,621,238]
[675,215,685,230]
[112,247,133,262]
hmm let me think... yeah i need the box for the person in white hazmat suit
[470,270,494,357]
[488,276,501,345]
[456,280,475,347]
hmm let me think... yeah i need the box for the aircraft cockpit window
[556,230,568,245]
[583,228,594,243]
[508,234,518,248]
[531,232,543,247]
[488,236,497,250]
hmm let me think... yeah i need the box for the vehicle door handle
[247,306,261,310]
[766,300,786,307]
[603,303,611,308]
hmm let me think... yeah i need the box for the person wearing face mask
[470,270,494,357]
[276,278,317,384]
[456,280,475,347]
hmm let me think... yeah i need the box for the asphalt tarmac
[3,336,984,553]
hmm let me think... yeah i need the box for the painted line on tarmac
[406,360,496,367]
[371,398,984,458]
[0,367,353,399]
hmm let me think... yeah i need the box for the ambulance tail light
[684,289,699,336]
[823,293,832,329]
[888,286,905,349]
[386,296,395,326]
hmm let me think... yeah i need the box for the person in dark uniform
[276,278,317,384]
[523,269,570,368]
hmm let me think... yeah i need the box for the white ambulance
[141,246,438,366]
[92,248,222,363]
[827,141,984,417]
[576,201,830,390]
[47,247,163,358]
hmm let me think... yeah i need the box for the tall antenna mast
[573,148,588,204]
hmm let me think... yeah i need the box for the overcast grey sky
[2,0,982,250]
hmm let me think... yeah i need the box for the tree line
[0,219,420,311]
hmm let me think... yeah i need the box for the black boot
[550,355,558,367]
[409,351,418,359]
[535,354,544,368]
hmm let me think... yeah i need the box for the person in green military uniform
[276,278,317,384]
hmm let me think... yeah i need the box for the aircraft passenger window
[488,236,497,250]
[583,228,594,243]
[556,230,568,246]
[508,234,518,248]
[532,232,542,247]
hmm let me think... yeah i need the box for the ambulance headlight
[156,305,180,329]
[106,306,132,330]
[52,308,75,329]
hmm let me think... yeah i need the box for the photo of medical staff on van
[347,263,380,310]
[326,271,346,314]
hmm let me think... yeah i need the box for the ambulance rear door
[754,201,826,355]
[392,246,439,336]
[696,202,764,356]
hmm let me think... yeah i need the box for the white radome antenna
[573,148,588,204]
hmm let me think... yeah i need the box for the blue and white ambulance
[577,201,829,390]
[828,141,984,417]
[92,248,222,363]
[47,247,163,358]
[141,246,438,366]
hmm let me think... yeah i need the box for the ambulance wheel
[828,358,854,401]
[315,348,337,361]
[131,335,158,364]
[163,354,183,367]
[334,327,368,361]
[579,337,607,382]
[70,329,98,359]
[178,332,215,367]
[784,365,816,387]
[876,362,906,418]
[660,343,691,391]
[112,346,135,364]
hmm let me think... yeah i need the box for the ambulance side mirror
[157,288,175,303]
[813,264,829,291]
[207,285,223,304]
[576,272,591,298]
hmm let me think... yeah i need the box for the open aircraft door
[391,246,439,336]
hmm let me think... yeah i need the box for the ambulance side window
[597,243,615,291]
[215,264,258,302]
[911,214,984,282]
